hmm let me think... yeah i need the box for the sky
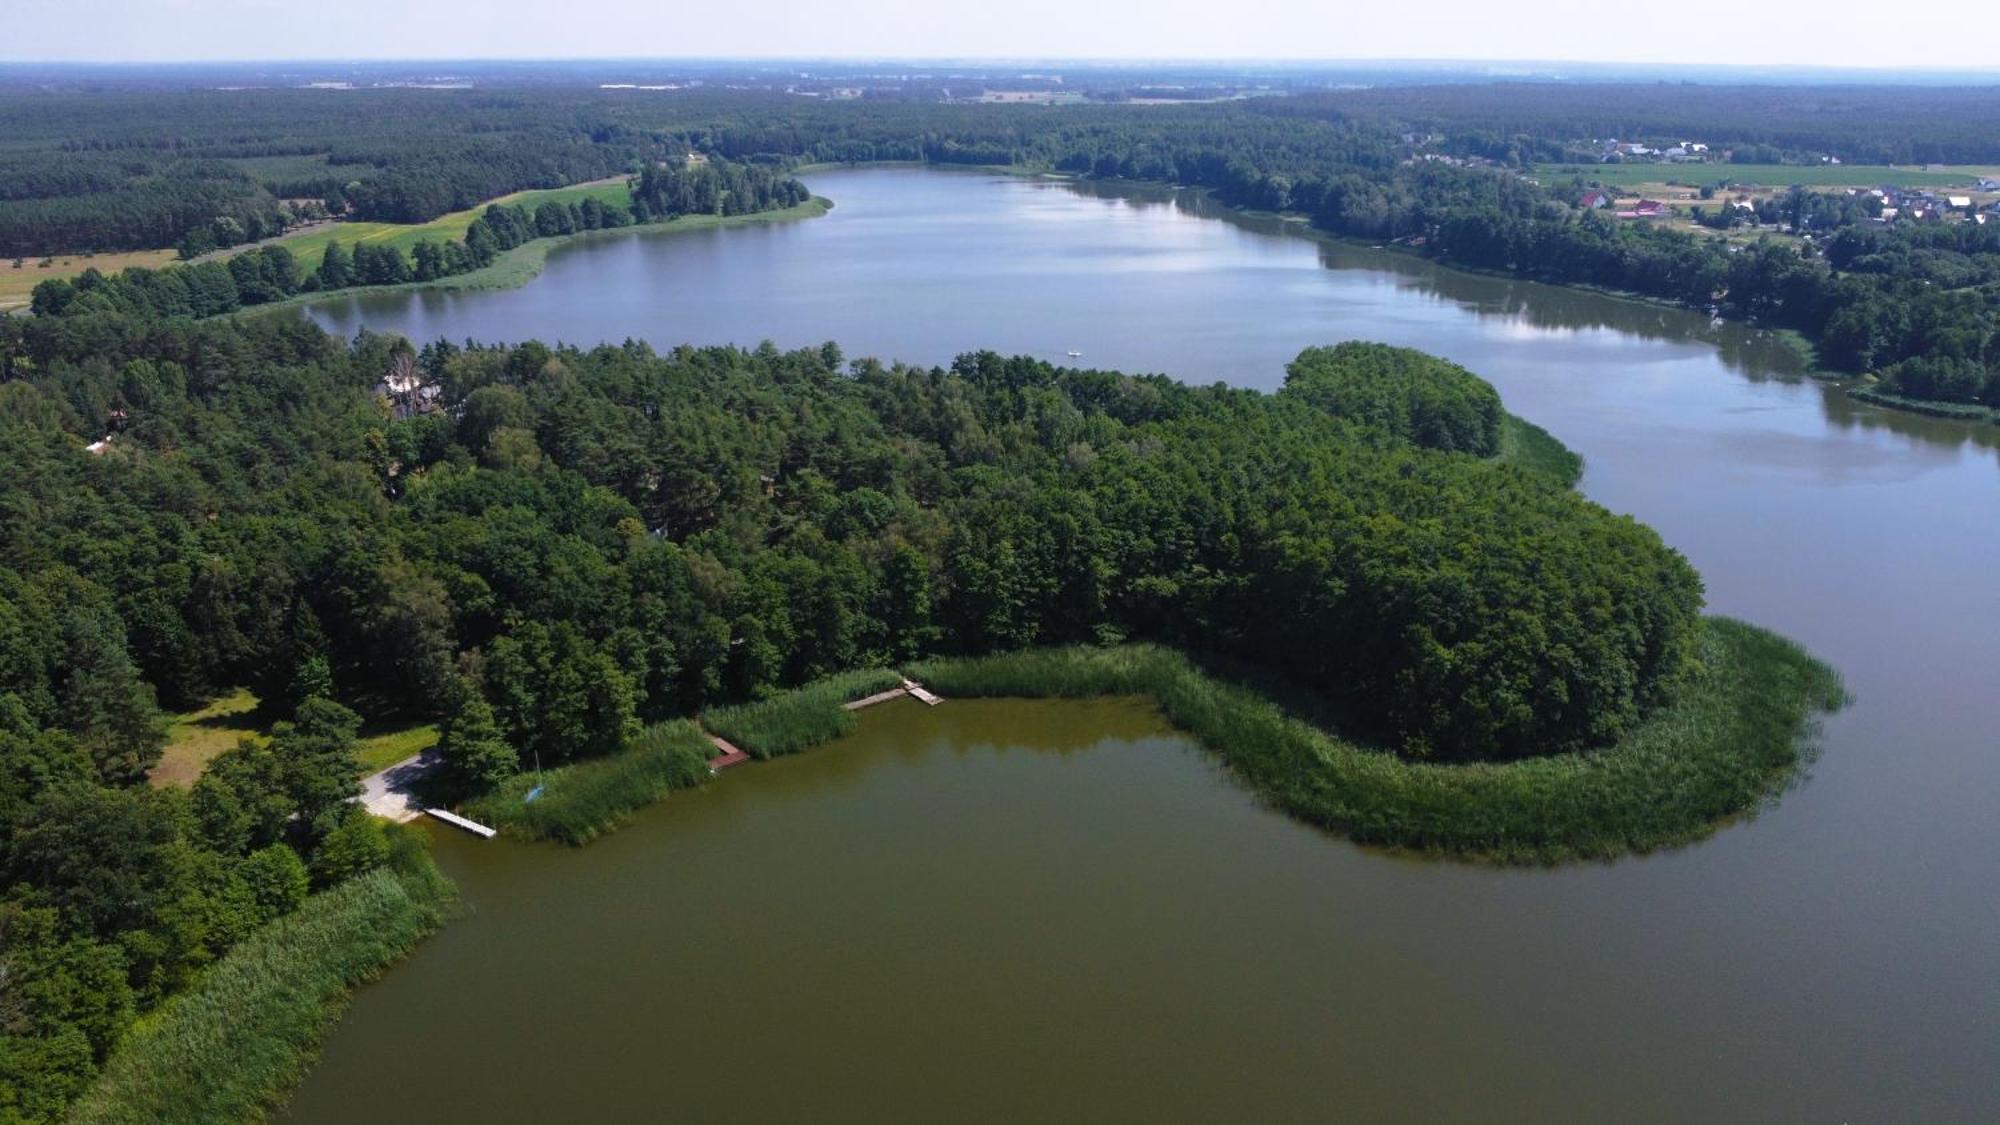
[7,0,1991,70]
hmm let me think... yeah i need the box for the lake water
[290,168,2000,1119]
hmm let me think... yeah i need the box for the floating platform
[902,679,943,706]
[426,808,497,838]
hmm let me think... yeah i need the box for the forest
[0,300,1724,1114]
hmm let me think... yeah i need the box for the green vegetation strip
[703,669,907,759]
[907,620,1843,863]
[71,835,453,1125]
[463,719,715,845]
[463,669,907,845]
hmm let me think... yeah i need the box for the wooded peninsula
[0,67,1933,1122]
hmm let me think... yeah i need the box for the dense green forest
[4,84,1995,409]
[0,300,1730,1113]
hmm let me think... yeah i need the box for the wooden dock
[843,687,909,711]
[706,733,751,771]
[902,679,943,706]
[425,808,498,838]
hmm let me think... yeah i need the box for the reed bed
[908,618,1843,863]
[72,833,452,1125]
[702,668,907,759]
[463,719,714,845]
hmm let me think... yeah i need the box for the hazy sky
[8,0,1990,69]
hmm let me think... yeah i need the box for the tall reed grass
[703,668,907,759]
[463,719,714,845]
[72,830,453,1124]
[909,618,1843,863]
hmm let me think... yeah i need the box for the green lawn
[353,722,440,774]
[150,688,266,788]
[148,688,439,785]
[1536,162,2000,189]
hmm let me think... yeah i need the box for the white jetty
[425,808,498,838]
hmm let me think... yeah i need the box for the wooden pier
[706,733,751,771]
[426,808,498,838]
[903,679,943,706]
[843,687,909,711]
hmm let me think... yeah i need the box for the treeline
[0,162,285,259]
[1315,83,2000,165]
[27,162,811,320]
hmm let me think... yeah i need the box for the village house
[1579,189,1612,209]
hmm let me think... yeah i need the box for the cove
[292,167,2000,1117]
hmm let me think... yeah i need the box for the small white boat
[1066,349,1083,358]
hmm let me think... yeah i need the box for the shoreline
[801,159,1984,431]
[457,619,1842,866]
[228,196,833,320]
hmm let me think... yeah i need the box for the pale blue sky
[7,0,1987,70]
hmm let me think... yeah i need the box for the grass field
[149,688,440,787]
[150,689,267,788]
[262,177,635,272]
[234,195,831,319]
[1536,162,2000,189]
[0,248,180,311]
[0,176,637,312]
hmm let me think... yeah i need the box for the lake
[290,168,2000,1119]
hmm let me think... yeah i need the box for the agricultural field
[0,247,179,311]
[1,176,636,310]
[1537,162,2000,189]
[261,176,635,271]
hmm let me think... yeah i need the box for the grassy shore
[71,830,453,1124]
[461,669,906,844]
[1849,386,1999,423]
[458,615,1837,864]
[907,621,1843,863]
